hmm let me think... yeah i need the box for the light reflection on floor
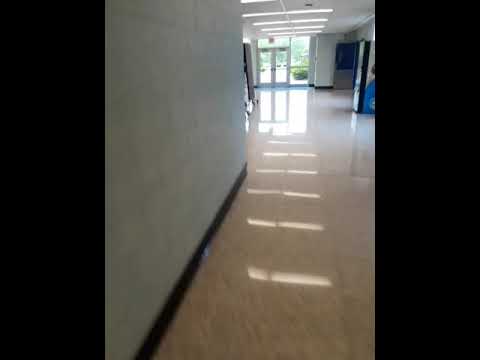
[255,168,319,175]
[247,217,325,231]
[248,266,332,286]
[247,188,321,199]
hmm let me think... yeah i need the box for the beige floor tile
[153,88,374,360]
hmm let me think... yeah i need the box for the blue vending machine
[353,40,375,114]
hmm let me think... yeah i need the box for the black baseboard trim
[308,84,314,87]
[315,86,334,89]
[134,163,248,360]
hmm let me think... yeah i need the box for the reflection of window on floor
[260,92,271,121]
[290,37,310,85]
[275,91,287,121]
[258,90,307,135]
[288,90,307,133]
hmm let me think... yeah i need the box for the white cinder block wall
[251,39,258,86]
[345,17,375,42]
[314,34,340,87]
[105,0,245,359]
[308,36,317,85]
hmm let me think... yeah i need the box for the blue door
[335,42,357,90]
[335,43,357,70]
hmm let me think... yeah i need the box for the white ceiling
[242,0,375,39]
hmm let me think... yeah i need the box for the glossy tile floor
[154,88,375,360]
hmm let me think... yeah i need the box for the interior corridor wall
[345,17,375,42]
[308,36,317,85]
[105,1,245,359]
[251,39,258,86]
[314,34,343,87]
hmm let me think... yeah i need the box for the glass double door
[258,47,290,87]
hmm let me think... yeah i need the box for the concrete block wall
[105,0,246,359]
[345,17,375,42]
[314,34,344,87]
[308,36,317,85]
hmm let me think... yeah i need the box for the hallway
[154,88,375,360]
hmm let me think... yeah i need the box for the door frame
[256,46,291,87]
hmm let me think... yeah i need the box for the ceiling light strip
[288,9,332,15]
[262,25,325,31]
[253,20,289,26]
[268,30,323,35]
[253,19,328,26]
[243,9,333,17]
[291,18,328,23]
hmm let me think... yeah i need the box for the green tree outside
[290,37,310,80]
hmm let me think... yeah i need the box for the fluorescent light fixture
[241,0,276,3]
[262,25,325,31]
[262,27,291,31]
[267,32,296,36]
[292,25,325,29]
[243,11,284,17]
[291,18,328,23]
[288,9,333,14]
[293,30,324,34]
[290,153,317,157]
[253,19,328,26]
[253,20,289,26]
[243,9,333,17]
[268,30,322,35]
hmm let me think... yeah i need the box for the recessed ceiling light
[243,9,333,17]
[253,18,328,26]
[262,25,325,31]
[241,0,276,3]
